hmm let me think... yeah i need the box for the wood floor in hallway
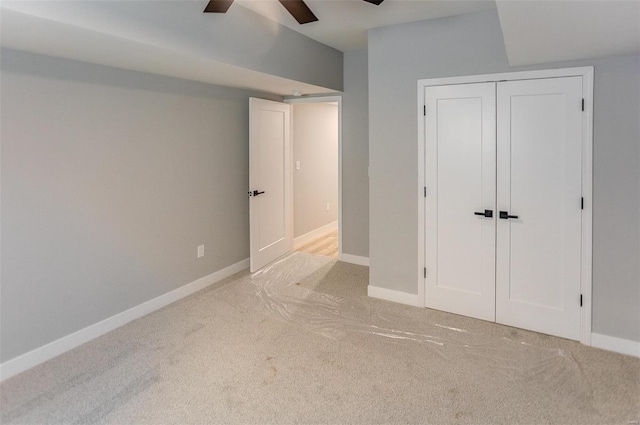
[295,230,338,259]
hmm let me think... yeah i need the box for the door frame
[417,66,594,345]
[284,95,343,261]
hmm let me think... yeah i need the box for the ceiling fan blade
[362,0,384,5]
[278,0,318,24]
[203,0,234,13]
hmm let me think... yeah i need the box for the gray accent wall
[341,50,370,258]
[0,49,281,362]
[368,10,640,342]
[292,103,339,238]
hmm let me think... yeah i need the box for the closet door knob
[499,211,519,219]
[474,209,493,218]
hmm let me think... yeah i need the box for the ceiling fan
[204,0,384,25]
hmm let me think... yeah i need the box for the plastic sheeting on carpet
[213,252,594,408]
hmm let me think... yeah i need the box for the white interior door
[249,98,291,272]
[425,82,497,322]
[496,77,583,340]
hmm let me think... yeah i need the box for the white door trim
[285,96,343,261]
[418,66,594,345]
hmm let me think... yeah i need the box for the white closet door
[496,77,583,340]
[425,83,496,322]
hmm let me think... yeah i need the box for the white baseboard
[591,333,640,358]
[340,254,369,267]
[367,285,423,307]
[293,221,338,249]
[0,258,250,382]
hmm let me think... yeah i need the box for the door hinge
[580,294,583,307]
[581,197,584,210]
[424,187,427,198]
[424,267,427,278]
[582,98,585,111]
[423,105,426,116]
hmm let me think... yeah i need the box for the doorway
[286,96,342,260]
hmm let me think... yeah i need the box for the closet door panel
[425,83,496,322]
[496,77,583,340]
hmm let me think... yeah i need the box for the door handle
[499,211,519,220]
[251,190,265,197]
[474,209,493,218]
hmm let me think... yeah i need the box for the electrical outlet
[326,203,330,212]
[296,161,301,170]
[197,245,205,258]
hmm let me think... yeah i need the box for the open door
[249,98,292,272]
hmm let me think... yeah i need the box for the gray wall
[2,1,344,92]
[292,103,339,238]
[0,49,281,362]
[98,1,344,91]
[368,10,640,342]
[341,50,370,258]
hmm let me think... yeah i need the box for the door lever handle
[474,209,493,218]
[499,211,519,219]
[251,190,265,197]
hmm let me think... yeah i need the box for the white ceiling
[238,0,640,62]
[496,0,640,66]
[235,0,497,52]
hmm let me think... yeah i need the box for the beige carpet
[1,252,638,424]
